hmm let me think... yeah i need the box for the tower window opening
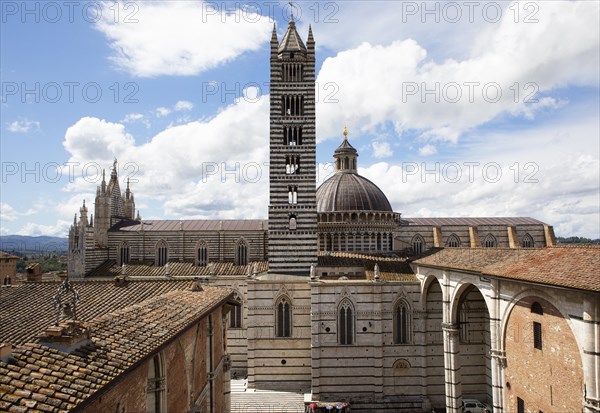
[286,155,300,174]
[288,186,298,204]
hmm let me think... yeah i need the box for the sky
[0,0,599,239]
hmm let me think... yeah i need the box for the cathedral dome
[317,172,393,212]
[316,128,393,213]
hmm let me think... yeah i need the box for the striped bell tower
[268,17,318,275]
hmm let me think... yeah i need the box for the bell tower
[268,17,318,275]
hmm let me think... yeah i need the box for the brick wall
[504,296,583,412]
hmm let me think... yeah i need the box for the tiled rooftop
[414,246,600,292]
[317,251,416,281]
[86,260,269,278]
[0,279,193,345]
[401,217,546,226]
[0,286,233,412]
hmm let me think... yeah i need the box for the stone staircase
[230,379,306,413]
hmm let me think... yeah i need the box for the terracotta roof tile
[0,279,193,345]
[0,286,233,413]
[414,246,600,291]
[86,260,268,278]
[317,251,416,281]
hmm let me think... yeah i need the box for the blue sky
[1,1,599,238]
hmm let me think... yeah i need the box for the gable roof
[414,246,600,292]
[0,287,233,412]
[0,279,192,345]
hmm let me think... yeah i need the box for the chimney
[38,321,91,353]
[26,263,42,282]
[0,343,12,360]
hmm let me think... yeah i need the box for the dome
[316,172,393,213]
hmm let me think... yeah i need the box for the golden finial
[343,126,348,138]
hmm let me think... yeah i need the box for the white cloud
[6,119,40,133]
[62,91,269,219]
[361,114,600,238]
[122,113,144,122]
[155,107,171,118]
[372,141,393,158]
[0,203,19,222]
[17,220,71,237]
[316,1,599,142]
[174,101,194,111]
[419,144,437,156]
[95,1,273,77]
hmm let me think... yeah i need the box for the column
[442,323,462,412]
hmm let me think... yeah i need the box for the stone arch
[451,281,493,404]
[423,275,445,408]
[482,233,498,248]
[521,233,534,248]
[446,233,461,247]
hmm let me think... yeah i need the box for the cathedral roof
[401,217,546,226]
[278,16,307,53]
[109,219,268,232]
[317,172,393,213]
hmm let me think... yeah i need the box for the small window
[119,243,130,265]
[230,303,242,329]
[338,300,354,345]
[411,235,425,255]
[289,216,297,231]
[531,301,543,315]
[446,234,461,248]
[156,241,168,267]
[276,297,292,337]
[459,302,469,342]
[146,354,166,413]
[522,233,534,248]
[394,302,411,344]
[483,234,498,248]
[197,242,208,266]
[235,240,248,266]
[517,397,525,413]
[288,186,298,204]
[533,321,542,350]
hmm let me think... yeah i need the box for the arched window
[483,234,498,248]
[411,235,425,255]
[118,242,130,265]
[146,353,166,413]
[446,234,461,248]
[531,301,543,315]
[394,301,411,344]
[196,241,208,266]
[338,299,355,345]
[289,215,297,231]
[155,240,168,267]
[235,240,248,266]
[522,233,534,248]
[230,294,243,329]
[276,296,292,337]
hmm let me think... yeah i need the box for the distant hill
[556,236,600,245]
[0,235,68,255]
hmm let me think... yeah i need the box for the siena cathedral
[68,17,599,413]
